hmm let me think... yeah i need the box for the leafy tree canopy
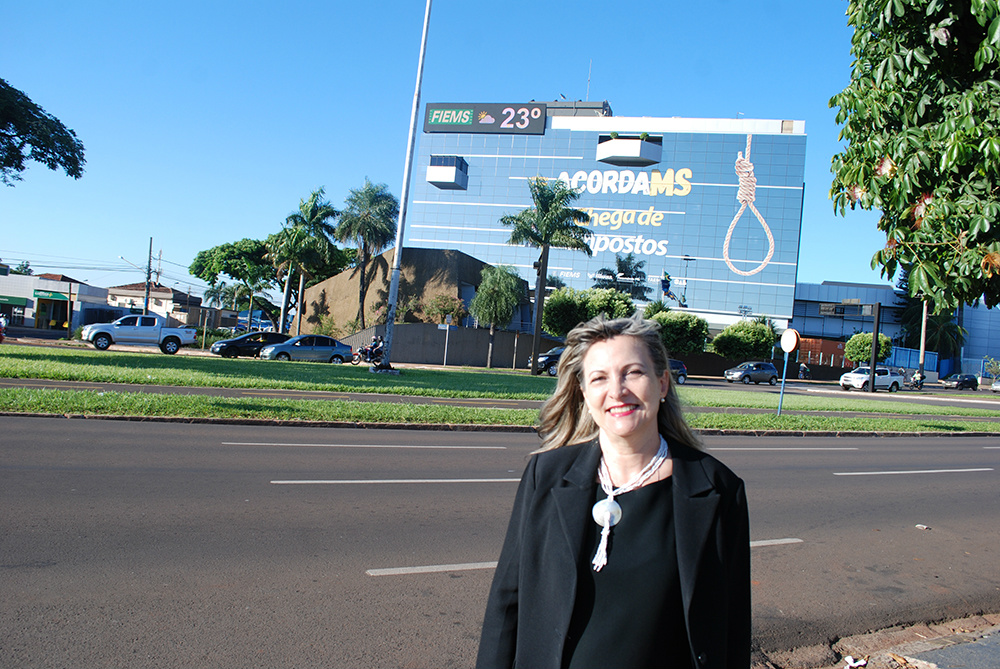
[844,331,894,363]
[542,287,590,337]
[423,294,468,325]
[650,311,710,358]
[469,265,524,330]
[711,320,778,360]
[189,239,274,288]
[584,288,636,321]
[1,78,86,186]
[830,0,1000,311]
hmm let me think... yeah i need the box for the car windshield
[854,368,870,374]
[738,363,753,369]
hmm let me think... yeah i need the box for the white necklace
[591,436,670,572]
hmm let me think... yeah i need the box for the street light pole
[382,0,433,371]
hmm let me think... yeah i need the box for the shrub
[712,320,778,360]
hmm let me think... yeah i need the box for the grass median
[2,345,998,432]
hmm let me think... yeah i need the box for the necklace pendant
[592,498,622,527]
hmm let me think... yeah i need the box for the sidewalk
[760,615,1000,669]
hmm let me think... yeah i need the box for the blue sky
[2,0,888,298]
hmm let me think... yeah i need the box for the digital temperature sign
[424,103,547,135]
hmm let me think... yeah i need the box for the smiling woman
[477,315,751,669]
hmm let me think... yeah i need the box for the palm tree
[203,281,230,309]
[276,189,339,332]
[334,178,399,330]
[592,252,650,300]
[500,176,592,374]
[469,265,525,368]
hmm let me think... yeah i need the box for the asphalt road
[2,416,998,668]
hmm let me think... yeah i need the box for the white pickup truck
[80,314,197,354]
[839,366,904,392]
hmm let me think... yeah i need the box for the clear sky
[2,0,889,299]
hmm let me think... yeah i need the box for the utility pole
[143,237,153,316]
[867,302,881,393]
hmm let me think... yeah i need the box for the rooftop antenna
[586,59,592,101]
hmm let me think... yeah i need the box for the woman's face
[579,335,669,446]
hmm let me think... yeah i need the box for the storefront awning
[33,289,68,300]
[0,294,29,306]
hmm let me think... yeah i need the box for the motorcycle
[351,344,383,365]
[907,373,924,390]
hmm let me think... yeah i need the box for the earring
[660,397,666,403]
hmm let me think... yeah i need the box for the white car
[839,366,903,392]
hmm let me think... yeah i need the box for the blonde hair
[536,314,701,452]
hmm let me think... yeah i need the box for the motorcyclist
[370,335,384,359]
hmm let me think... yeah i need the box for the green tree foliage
[711,320,779,360]
[500,176,592,372]
[542,287,590,337]
[844,331,894,363]
[423,294,468,325]
[1,78,86,186]
[189,239,277,328]
[469,266,525,368]
[643,300,670,318]
[334,179,398,330]
[650,311,710,357]
[592,252,651,300]
[11,260,32,275]
[584,288,635,320]
[829,0,1000,311]
[272,188,341,333]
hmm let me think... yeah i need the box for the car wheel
[742,376,751,385]
[160,338,180,355]
[889,382,899,392]
[92,334,112,351]
[223,347,239,358]
[546,364,558,377]
[675,374,686,385]
[330,355,344,364]
[276,352,291,361]
[861,381,869,391]
[841,384,850,391]
[768,376,777,386]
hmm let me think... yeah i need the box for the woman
[477,315,750,669]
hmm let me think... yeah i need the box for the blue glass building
[405,101,806,331]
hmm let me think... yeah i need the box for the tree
[1,78,86,186]
[334,179,398,330]
[189,239,277,329]
[500,176,592,373]
[711,320,778,360]
[11,260,32,275]
[844,331,894,363]
[469,265,525,368]
[592,252,651,300]
[423,294,467,325]
[650,311,710,357]
[829,0,1000,312]
[542,287,590,338]
[275,188,340,333]
[584,288,635,321]
[202,281,234,309]
[643,300,670,318]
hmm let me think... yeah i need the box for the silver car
[259,335,352,363]
[724,361,778,385]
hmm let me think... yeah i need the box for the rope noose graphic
[722,134,774,276]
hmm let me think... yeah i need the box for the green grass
[0,345,555,399]
[2,345,998,432]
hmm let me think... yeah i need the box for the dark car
[940,373,979,390]
[669,359,688,384]
[210,331,290,358]
[724,361,779,385]
[531,347,564,376]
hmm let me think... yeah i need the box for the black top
[564,477,693,669]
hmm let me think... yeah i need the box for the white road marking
[225,442,505,450]
[271,478,521,485]
[985,446,1000,449]
[366,538,804,576]
[710,447,859,451]
[750,538,803,547]
[834,468,993,476]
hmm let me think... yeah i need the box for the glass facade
[405,106,806,328]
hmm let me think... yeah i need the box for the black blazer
[476,438,750,669]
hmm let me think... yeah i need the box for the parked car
[839,366,903,392]
[80,314,197,354]
[724,361,778,385]
[992,378,1000,393]
[210,331,290,358]
[530,347,564,376]
[940,373,979,390]
[669,359,688,384]
[259,335,352,363]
